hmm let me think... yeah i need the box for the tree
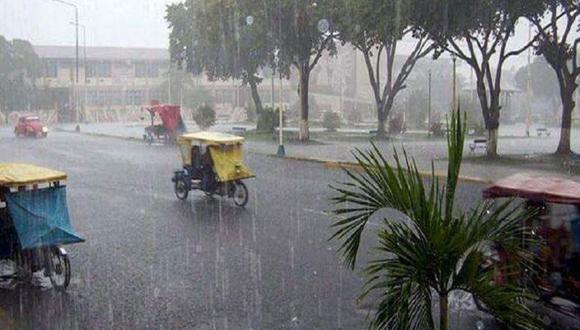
[514,57,561,121]
[0,36,39,123]
[330,112,541,330]
[514,57,559,101]
[336,0,434,138]
[193,104,216,129]
[322,111,341,131]
[413,0,544,157]
[526,1,579,155]
[272,0,339,141]
[166,0,274,131]
[157,67,214,108]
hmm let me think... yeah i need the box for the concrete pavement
[0,129,494,329]
[54,122,579,183]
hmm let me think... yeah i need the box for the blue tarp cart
[0,163,84,290]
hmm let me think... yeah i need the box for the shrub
[193,104,216,129]
[388,112,406,134]
[346,110,362,124]
[256,107,285,133]
[322,111,341,131]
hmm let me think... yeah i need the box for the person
[189,146,201,179]
[201,146,216,192]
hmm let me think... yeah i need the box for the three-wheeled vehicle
[172,132,254,207]
[0,163,84,290]
[481,173,580,315]
[143,103,186,144]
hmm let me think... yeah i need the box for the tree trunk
[376,103,386,139]
[249,78,265,131]
[376,98,395,139]
[555,80,576,155]
[299,66,310,141]
[439,294,449,330]
[487,127,498,157]
[556,96,573,155]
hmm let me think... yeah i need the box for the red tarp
[148,105,182,131]
[483,173,580,205]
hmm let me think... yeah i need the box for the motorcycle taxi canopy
[483,173,580,205]
[176,132,253,182]
[0,163,67,187]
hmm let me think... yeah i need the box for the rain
[0,0,579,329]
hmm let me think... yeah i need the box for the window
[87,61,112,78]
[135,62,159,78]
[126,90,145,105]
[43,60,58,78]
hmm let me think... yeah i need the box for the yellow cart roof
[0,163,67,187]
[178,132,245,145]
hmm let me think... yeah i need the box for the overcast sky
[0,0,179,48]
[1,0,574,71]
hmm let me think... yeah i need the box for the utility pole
[451,54,457,112]
[70,21,86,121]
[271,68,275,108]
[428,70,432,135]
[53,0,79,122]
[526,23,532,137]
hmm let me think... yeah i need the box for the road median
[55,127,491,184]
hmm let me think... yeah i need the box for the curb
[260,153,491,184]
[54,128,143,142]
[54,128,491,184]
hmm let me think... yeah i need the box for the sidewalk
[55,122,578,183]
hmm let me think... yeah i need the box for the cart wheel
[47,247,70,291]
[175,179,189,200]
[232,181,248,207]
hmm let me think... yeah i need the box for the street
[0,130,494,329]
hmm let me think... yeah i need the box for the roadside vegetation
[331,112,541,329]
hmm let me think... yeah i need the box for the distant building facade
[34,45,170,121]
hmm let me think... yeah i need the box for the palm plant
[330,111,541,329]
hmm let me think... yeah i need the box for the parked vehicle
[469,138,488,153]
[537,127,551,137]
[14,116,48,138]
[171,132,254,207]
[143,104,186,144]
[480,173,580,317]
[0,163,85,290]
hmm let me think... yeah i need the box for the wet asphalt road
[0,130,494,329]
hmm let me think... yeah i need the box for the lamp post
[70,21,86,121]
[451,53,457,112]
[525,23,532,137]
[275,51,285,157]
[428,69,432,136]
[53,0,79,123]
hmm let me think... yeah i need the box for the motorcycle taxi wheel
[232,181,249,207]
[46,247,71,291]
[175,179,189,200]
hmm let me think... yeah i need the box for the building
[34,45,170,122]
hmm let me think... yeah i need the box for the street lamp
[53,0,79,123]
[53,0,79,84]
[275,51,285,157]
[428,69,432,136]
[451,53,457,112]
[70,21,86,122]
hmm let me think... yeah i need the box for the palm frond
[330,143,438,268]
[444,109,466,220]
